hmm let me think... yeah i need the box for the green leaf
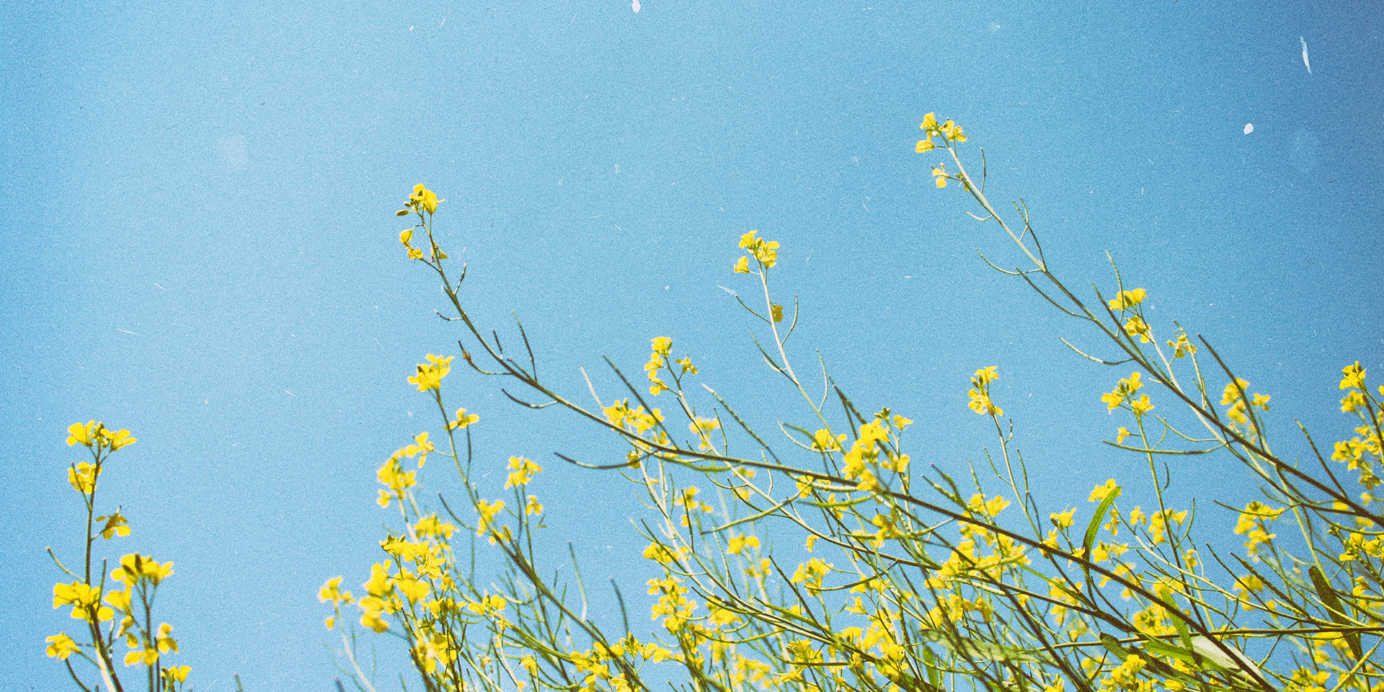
[918,630,1039,663]
[923,647,942,690]
[1309,565,1362,660]
[1189,636,1262,680]
[1083,486,1122,561]
[1099,633,1131,658]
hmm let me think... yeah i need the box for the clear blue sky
[3,0,1381,688]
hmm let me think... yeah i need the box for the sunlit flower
[45,633,80,660]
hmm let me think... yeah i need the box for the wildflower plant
[330,111,1381,692]
[47,421,192,691]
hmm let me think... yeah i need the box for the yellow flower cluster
[732,230,779,273]
[1332,362,1383,493]
[647,575,697,632]
[49,422,191,685]
[603,399,669,465]
[66,420,136,451]
[448,406,480,431]
[476,498,508,543]
[1166,332,1197,358]
[967,366,1003,417]
[838,413,911,493]
[111,553,175,587]
[1220,377,1270,427]
[1106,288,1146,311]
[396,183,442,216]
[408,353,454,392]
[1101,372,1153,415]
[376,455,417,508]
[790,557,833,595]
[811,428,846,452]
[505,456,542,488]
[915,112,966,153]
[646,336,673,395]
[725,533,760,555]
[673,486,714,527]
[1234,501,1284,559]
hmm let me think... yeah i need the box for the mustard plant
[47,421,192,692]
[329,113,1380,692]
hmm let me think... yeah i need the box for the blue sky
[2,0,1381,688]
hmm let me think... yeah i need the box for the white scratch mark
[117,328,136,335]
[284,389,295,397]
[1300,37,1311,74]
[154,283,166,291]
[1244,123,1253,134]
[632,0,640,12]
[717,285,738,296]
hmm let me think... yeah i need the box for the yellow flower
[399,229,413,245]
[156,623,178,654]
[319,576,355,605]
[939,119,966,142]
[104,587,131,613]
[66,420,96,447]
[409,184,442,214]
[918,113,966,147]
[733,256,750,273]
[408,354,454,391]
[68,462,99,494]
[53,582,114,622]
[972,366,999,386]
[111,554,174,587]
[45,633,80,660]
[1166,333,1197,358]
[100,428,136,450]
[1220,378,1250,405]
[363,563,393,598]
[1340,361,1366,390]
[449,407,480,430]
[811,429,845,452]
[1101,372,1146,412]
[1106,288,1146,311]
[726,534,760,555]
[1123,315,1152,342]
[360,609,390,633]
[931,162,948,188]
[967,367,1003,416]
[1089,479,1119,502]
[125,648,158,666]
[505,456,542,488]
[526,494,544,515]
[96,511,130,539]
[162,666,192,685]
[476,499,506,539]
[737,230,780,268]
[1226,576,1262,605]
